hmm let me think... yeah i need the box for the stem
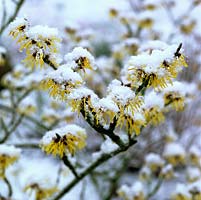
[11,143,39,148]
[3,176,12,197]
[0,114,24,144]
[62,155,79,178]
[0,0,25,36]
[52,139,137,200]
[147,178,163,199]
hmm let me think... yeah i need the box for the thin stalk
[3,176,12,197]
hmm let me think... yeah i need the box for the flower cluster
[40,125,87,157]
[8,18,61,68]
[125,44,187,90]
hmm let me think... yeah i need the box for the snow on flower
[68,86,98,113]
[9,18,61,68]
[8,17,29,39]
[143,91,165,125]
[186,167,201,182]
[41,64,83,100]
[64,47,96,72]
[40,125,87,157]
[118,181,146,200]
[171,183,191,200]
[126,43,187,90]
[107,79,143,113]
[163,81,196,111]
[0,144,21,177]
[188,146,201,166]
[163,142,186,166]
[145,153,165,173]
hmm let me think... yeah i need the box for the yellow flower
[118,182,145,200]
[144,106,165,125]
[127,44,187,90]
[161,164,175,180]
[188,146,201,166]
[164,92,185,111]
[171,184,191,200]
[76,57,93,71]
[0,145,21,177]
[8,17,28,39]
[40,125,87,157]
[24,183,57,200]
[41,65,83,100]
[180,21,196,34]
[145,153,165,174]
[68,87,98,115]
[139,166,151,181]
[109,8,118,18]
[22,48,45,68]
[163,143,186,166]
[161,55,187,79]
[64,47,96,73]
[118,113,145,136]
[171,193,191,200]
[138,18,153,29]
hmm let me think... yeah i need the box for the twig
[0,0,25,36]
[52,139,137,200]
[80,103,124,147]
[0,114,24,144]
[147,178,163,199]
[16,88,33,105]
[62,155,79,178]
[11,143,39,148]
[0,104,50,130]
[3,176,12,197]
[1,0,7,28]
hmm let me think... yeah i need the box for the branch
[0,0,25,36]
[52,139,137,200]
[80,105,124,147]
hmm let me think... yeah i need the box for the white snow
[46,64,83,84]
[163,142,185,157]
[0,144,21,157]
[145,153,165,165]
[41,124,86,145]
[144,91,164,109]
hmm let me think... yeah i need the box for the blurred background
[0,0,201,200]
